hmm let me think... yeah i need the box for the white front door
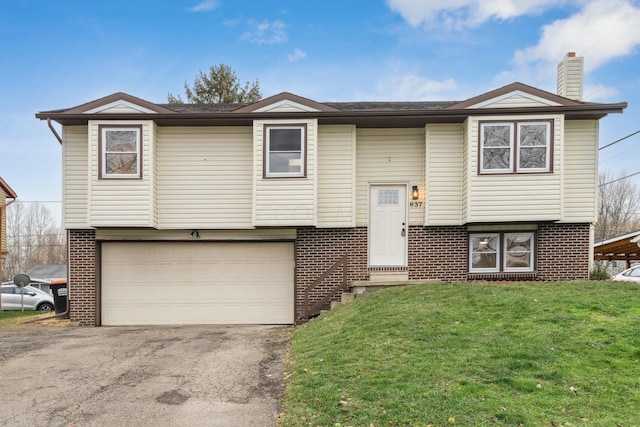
[369,185,407,266]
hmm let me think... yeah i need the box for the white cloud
[288,48,307,62]
[188,0,218,13]
[241,20,287,44]
[582,83,619,102]
[386,0,571,29]
[514,0,640,73]
[375,72,458,101]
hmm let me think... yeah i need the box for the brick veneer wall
[295,227,369,319]
[296,223,591,316]
[68,229,97,326]
[537,222,590,280]
[408,225,469,281]
[406,222,590,282]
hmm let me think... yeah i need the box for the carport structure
[594,230,640,269]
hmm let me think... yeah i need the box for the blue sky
[1,0,640,222]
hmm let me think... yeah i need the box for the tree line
[2,202,66,282]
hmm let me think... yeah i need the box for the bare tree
[2,202,66,281]
[595,171,640,242]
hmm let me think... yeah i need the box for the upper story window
[100,125,142,179]
[264,125,306,178]
[480,121,552,174]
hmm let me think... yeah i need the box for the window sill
[467,271,537,281]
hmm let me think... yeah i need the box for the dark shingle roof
[158,103,247,113]
[324,101,458,111]
[156,101,459,113]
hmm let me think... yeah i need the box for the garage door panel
[101,242,294,325]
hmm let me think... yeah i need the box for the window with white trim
[264,125,306,177]
[469,232,535,272]
[100,126,141,178]
[480,121,551,174]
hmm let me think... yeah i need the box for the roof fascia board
[63,92,176,114]
[466,90,562,108]
[233,92,339,113]
[36,102,627,125]
[595,229,640,247]
[0,177,18,199]
[83,99,160,114]
[253,99,321,112]
[449,82,583,110]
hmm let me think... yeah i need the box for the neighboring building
[594,230,640,273]
[0,177,17,282]
[25,264,68,294]
[36,53,626,326]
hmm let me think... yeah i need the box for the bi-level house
[37,53,626,326]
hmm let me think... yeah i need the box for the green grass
[0,310,50,327]
[280,281,640,427]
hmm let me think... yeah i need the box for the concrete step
[351,279,442,295]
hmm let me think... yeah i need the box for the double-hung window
[264,125,306,178]
[100,125,142,179]
[469,232,535,272]
[480,121,551,174]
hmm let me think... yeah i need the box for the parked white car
[611,265,640,283]
[1,283,55,311]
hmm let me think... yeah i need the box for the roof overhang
[0,177,17,199]
[36,102,627,128]
[594,230,640,261]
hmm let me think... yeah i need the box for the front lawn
[0,310,51,327]
[280,281,640,426]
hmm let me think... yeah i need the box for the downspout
[47,118,63,144]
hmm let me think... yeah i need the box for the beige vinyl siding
[425,124,464,225]
[157,126,253,229]
[563,120,598,222]
[557,56,584,100]
[1,190,6,256]
[88,120,155,228]
[63,126,90,228]
[253,119,317,227]
[470,93,559,109]
[461,120,469,221]
[317,125,356,227]
[152,123,159,227]
[356,128,425,226]
[466,115,563,222]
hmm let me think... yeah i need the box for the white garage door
[101,242,294,326]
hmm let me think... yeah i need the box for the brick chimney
[557,52,584,101]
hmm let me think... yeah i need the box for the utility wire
[599,170,640,187]
[600,143,640,163]
[599,130,640,150]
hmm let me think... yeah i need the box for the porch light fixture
[411,185,419,200]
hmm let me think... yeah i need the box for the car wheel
[37,303,54,311]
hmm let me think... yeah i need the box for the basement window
[100,125,142,179]
[264,125,306,178]
[469,231,535,272]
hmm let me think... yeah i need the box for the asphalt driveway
[0,323,291,426]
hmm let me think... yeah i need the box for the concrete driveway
[0,322,291,427]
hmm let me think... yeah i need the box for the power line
[599,130,640,150]
[600,143,640,163]
[599,170,640,187]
